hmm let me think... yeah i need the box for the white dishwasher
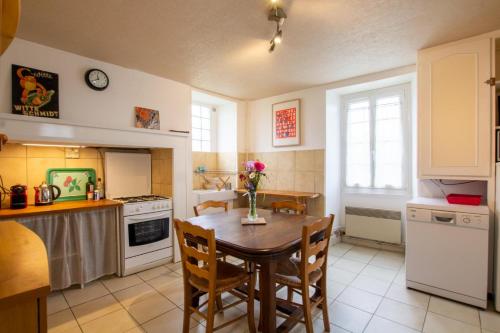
[406,197,489,308]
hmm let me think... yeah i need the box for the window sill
[343,187,411,197]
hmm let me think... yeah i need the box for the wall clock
[85,68,109,91]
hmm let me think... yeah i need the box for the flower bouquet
[239,160,266,221]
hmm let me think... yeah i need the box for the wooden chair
[193,200,229,262]
[271,201,306,215]
[174,219,256,333]
[274,214,335,333]
[194,200,228,217]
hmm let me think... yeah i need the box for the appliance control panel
[456,213,489,230]
[123,199,172,216]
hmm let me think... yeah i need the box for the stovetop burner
[114,195,170,204]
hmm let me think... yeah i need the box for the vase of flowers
[239,160,266,221]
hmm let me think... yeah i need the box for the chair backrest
[174,218,217,287]
[193,200,229,216]
[271,201,306,215]
[299,214,335,281]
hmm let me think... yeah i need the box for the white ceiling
[16,0,500,100]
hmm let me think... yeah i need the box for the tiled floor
[47,243,500,333]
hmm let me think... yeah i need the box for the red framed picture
[272,99,300,147]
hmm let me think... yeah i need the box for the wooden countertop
[0,199,122,219]
[235,189,320,199]
[0,221,50,306]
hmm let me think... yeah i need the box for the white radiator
[345,207,402,244]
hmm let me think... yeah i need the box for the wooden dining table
[187,208,322,333]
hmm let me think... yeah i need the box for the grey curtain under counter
[15,207,119,291]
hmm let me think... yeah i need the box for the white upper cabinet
[418,37,492,178]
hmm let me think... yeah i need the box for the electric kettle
[34,182,61,206]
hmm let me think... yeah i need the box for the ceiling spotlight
[267,4,286,52]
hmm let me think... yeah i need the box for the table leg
[259,260,277,333]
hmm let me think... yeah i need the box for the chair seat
[189,261,249,292]
[275,257,323,288]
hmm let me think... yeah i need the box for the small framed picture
[135,106,160,130]
[272,99,300,147]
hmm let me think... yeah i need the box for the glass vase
[247,190,258,221]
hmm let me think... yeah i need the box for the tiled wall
[151,149,173,198]
[0,143,104,207]
[237,149,325,217]
[192,152,237,189]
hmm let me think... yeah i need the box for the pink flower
[254,161,266,172]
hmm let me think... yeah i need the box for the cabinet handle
[169,130,190,134]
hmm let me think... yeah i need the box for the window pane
[374,95,403,188]
[192,128,201,140]
[201,118,210,130]
[201,129,210,141]
[192,105,200,117]
[200,107,211,118]
[201,141,211,152]
[345,100,371,187]
[192,116,201,129]
[192,140,201,152]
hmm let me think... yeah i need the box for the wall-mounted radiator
[345,206,402,244]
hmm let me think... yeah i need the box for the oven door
[124,210,172,259]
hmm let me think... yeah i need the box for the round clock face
[85,69,109,90]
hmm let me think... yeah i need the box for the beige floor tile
[365,315,420,333]
[125,327,146,333]
[343,246,378,263]
[63,281,109,307]
[102,274,143,293]
[360,264,398,282]
[483,330,497,333]
[146,271,182,291]
[125,293,176,324]
[165,261,182,271]
[369,251,405,270]
[136,266,171,281]
[80,308,138,333]
[337,286,383,313]
[48,308,80,333]
[330,243,354,257]
[385,283,430,309]
[333,258,367,274]
[480,310,500,333]
[142,308,199,333]
[393,268,407,286]
[375,298,426,331]
[327,267,357,285]
[428,296,480,326]
[113,283,158,307]
[423,312,480,333]
[327,281,347,301]
[350,275,391,296]
[71,294,122,325]
[48,291,69,315]
[327,301,371,333]
[157,279,186,306]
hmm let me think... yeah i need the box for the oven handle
[125,211,171,222]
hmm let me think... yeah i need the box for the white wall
[216,103,237,153]
[1,39,192,132]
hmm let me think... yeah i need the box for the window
[192,104,212,152]
[342,84,410,192]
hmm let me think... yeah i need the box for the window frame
[191,103,217,152]
[340,83,411,195]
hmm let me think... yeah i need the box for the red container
[446,194,482,206]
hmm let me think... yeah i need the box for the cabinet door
[418,38,492,178]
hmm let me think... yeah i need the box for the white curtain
[17,207,118,290]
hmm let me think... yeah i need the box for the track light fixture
[268,1,286,52]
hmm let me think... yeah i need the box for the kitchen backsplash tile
[27,146,65,158]
[0,144,26,158]
[151,148,173,197]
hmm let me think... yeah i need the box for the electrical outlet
[65,148,80,159]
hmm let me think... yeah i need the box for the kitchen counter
[235,188,320,199]
[0,199,122,219]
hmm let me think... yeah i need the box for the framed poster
[135,106,160,130]
[272,99,300,147]
[12,64,59,118]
